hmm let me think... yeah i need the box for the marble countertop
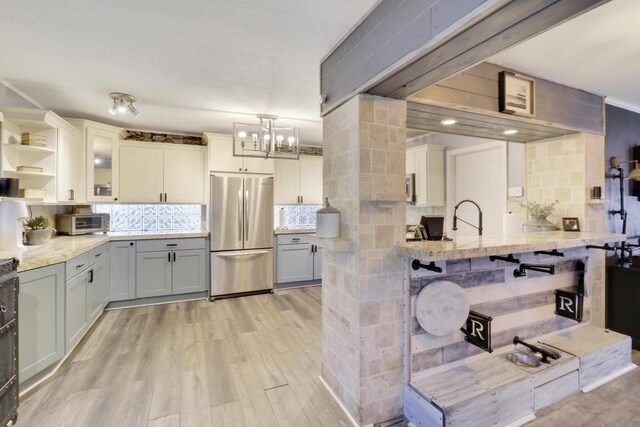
[17,231,209,272]
[395,231,626,261]
[274,227,316,235]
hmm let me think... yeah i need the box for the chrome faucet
[452,199,483,236]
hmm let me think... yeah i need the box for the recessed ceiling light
[503,129,518,135]
[440,119,457,126]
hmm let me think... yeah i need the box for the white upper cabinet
[119,141,205,204]
[56,124,84,203]
[274,155,323,205]
[163,146,205,204]
[203,132,274,174]
[67,119,124,203]
[119,144,164,203]
[274,159,300,204]
[299,155,323,205]
[406,144,445,207]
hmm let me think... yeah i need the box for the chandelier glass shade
[233,115,299,160]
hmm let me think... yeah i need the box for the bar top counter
[395,231,626,261]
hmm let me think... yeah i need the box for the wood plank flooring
[17,286,351,427]
[17,284,640,427]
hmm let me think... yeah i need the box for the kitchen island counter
[18,230,209,272]
[396,231,625,261]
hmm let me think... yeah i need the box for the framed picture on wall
[499,71,535,117]
[562,217,580,232]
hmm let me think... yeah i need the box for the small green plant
[524,201,556,218]
[25,215,51,230]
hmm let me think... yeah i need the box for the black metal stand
[489,254,520,264]
[610,167,628,267]
[411,260,442,273]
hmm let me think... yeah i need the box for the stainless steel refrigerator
[210,175,273,299]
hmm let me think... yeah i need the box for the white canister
[316,197,339,238]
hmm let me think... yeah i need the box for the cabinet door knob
[0,303,6,313]
[130,242,134,246]
[173,252,176,262]
[168,252,171,262]
[160,193,163,202]
[114,198,118,201]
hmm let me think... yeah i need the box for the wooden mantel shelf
[307,235,355,253]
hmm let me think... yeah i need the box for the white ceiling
[0,0,376,144]
[489,0,640,112]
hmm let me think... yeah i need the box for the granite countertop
[274,227,316,235]
[17,231,209,272]
[395,231,626,261]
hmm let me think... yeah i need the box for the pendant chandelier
[233,114,299,160]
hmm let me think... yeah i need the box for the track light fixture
[108,92,139,117]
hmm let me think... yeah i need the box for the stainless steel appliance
[210,175,273,298]
[56,213,109,235]
[406,173,416,203]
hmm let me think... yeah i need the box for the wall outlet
[508,187,524,198]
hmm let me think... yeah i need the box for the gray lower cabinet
[66,243,109,353]
[277,243,314,283]
[172,249,206,294]
[87,257,107,324]
[65,271,89,352]
[276,234,322,284]
[135,238,207,298]
[18,264,65,383]
[110,241,136,301]
[136,251,172,298]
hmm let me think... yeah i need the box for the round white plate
[415,280,470,336]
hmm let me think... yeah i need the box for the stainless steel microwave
[56,213,109,235]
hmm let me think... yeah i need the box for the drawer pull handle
[166,243,178,247]
[95,253,102,257]
[76,263,85,269]
[0,304,6,313]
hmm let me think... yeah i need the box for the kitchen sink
[506,351,541,368]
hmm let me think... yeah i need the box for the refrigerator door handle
[216,250,270,257]
[244,190,249,241]
[237,189,243,241]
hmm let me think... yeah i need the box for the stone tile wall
[525,132,606,327]
[321,95,407,425]
[525,133,587,229]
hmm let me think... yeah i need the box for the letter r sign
[555,290,583,322]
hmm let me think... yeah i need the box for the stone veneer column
[321,95,407,425]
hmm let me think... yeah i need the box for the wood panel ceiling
[407,101,576,143]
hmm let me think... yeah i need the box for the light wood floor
[18,286,352,427]
[18,285,640,427]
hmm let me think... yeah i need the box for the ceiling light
[233,115,299,160]
[108,92,139,117]
[440,119,457,126]
[503,129,518,135]
[94,158,102,165]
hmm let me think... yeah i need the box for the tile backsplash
[93,204,203,232]
[274,205,321,228]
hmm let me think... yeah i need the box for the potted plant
[522,201,559,232]
[24,215,55,245]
